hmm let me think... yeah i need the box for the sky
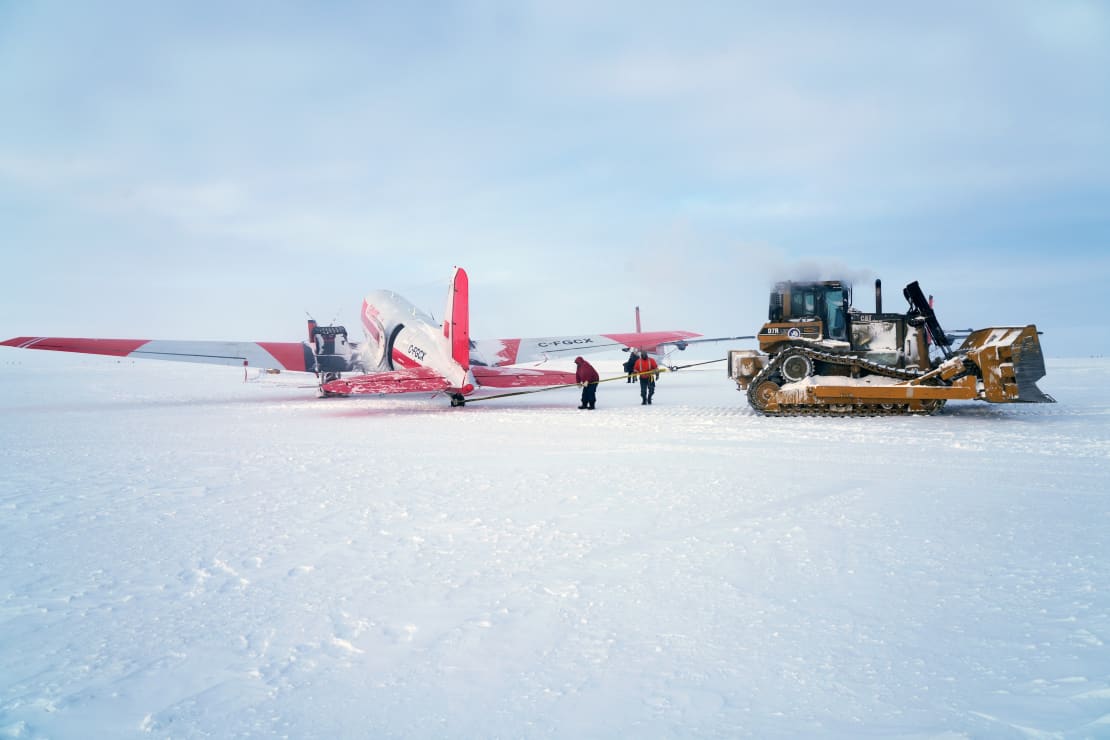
[1,1,1108,354]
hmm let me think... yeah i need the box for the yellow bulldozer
[729,278,1055,416]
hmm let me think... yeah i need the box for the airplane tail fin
[443,266,470,370]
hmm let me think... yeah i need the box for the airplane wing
[471,330,702,366]
[471,366,577,388]
[1,336,315,371]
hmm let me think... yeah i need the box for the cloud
[1018,1,1110,51]
[0,2,1106,351]
[538,3,1109,201]
[0,153,113,191]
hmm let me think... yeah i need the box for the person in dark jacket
[622,351,637,383]
[574,356,599,409]
[633,351,659,404]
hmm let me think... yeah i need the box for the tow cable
[460,357,727,405]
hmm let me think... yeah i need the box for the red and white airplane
[2,267,702,406]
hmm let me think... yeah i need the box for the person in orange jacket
[574,356,599,410]
[633,350,659,405]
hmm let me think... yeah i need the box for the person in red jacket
[574,356,599,410]
[633,350,659,405]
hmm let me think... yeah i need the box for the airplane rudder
[446,267,470,368]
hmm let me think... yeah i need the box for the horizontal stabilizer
[472,366,577,389]
[321,367,451,395]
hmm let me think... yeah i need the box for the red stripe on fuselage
[391,348,420,369]
[362,300,381,343]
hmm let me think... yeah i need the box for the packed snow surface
[1,353,1108,738]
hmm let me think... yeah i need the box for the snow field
[1,354,1108,738]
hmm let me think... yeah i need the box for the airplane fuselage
[360,290,473,393]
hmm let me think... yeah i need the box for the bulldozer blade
[959,325,1056,404]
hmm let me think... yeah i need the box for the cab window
[823,287,848,340]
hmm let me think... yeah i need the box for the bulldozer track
[746,345,948,417]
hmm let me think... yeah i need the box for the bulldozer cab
[770,281,850,341]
